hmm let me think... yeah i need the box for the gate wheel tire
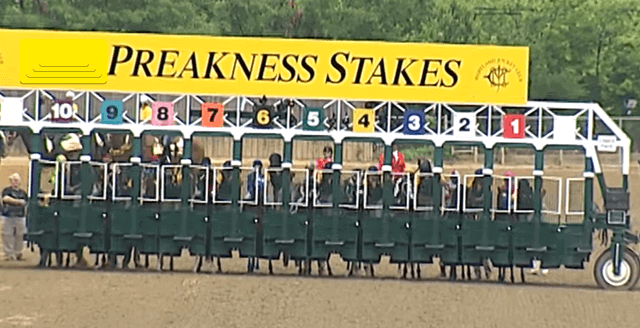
[594,248,640,290]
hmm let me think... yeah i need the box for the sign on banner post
[51,100,74,123]
[353,108,374,133]
[503,114,525,139]
[403,110,426,135]
[151,102,174,126]
[453,112,476,138]
[597,135,617,152]
[101,100,123,125]
[303,107,324,131]
[0,29,529,105]
[553,116,577,141]
[253,106,272,128]
[201,102,224,128]
[0,98,24,123]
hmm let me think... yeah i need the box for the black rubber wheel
[594,247,640,290]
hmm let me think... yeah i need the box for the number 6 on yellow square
[353,108,374,133]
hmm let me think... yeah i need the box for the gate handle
[475,246,495,251]
[325,241,344,246]
[224,237,244,242]
[124,234,142,240]
[275,239,295,244]
[526,246,548,252]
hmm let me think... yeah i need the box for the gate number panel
[151,102,174,126]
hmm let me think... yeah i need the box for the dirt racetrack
[1,156,640,328]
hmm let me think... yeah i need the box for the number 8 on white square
[151,102,174,126]
[453,112,476,138]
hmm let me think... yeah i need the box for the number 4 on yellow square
[353,108,374,133]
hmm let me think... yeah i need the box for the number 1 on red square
[503,114,525,139]
[201,103,224,127]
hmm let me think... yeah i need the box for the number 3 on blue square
[101,100,123,125]
[403,110,425,135]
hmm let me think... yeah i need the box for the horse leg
[170,256,174,271]
[94,253,100,267]
[65,252,71,267]
[520,267,525,283]
[255,257,260,270]
[157,254,163,271]
[439,263,446,278]
[484,259,492,279]
[411,264,416,279]
[192,256,200,273]
[122,251,131,269]
[268,259,273,274]
[327,260,333,276]
[416,264,421,279]
[217,257,222,273]
[318,260,324,276]
[402,263,408,279]
[247,257,254,273]
[145,254,149,268]
[510,266,515,283]
[474,266,482,280]
[369,263,375,277]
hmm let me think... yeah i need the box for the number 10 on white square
[453,113,476,137]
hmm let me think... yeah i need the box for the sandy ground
[1,156,640,328]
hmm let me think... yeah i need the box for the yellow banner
[0,29,529,105]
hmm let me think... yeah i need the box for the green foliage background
[2,0,639,114]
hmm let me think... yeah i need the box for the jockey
[216,160,233,202]
[140,95,153,122]
[65,91,79,115]
[245,159,265,202]
[376,144,405,178]
[365,165,383,206]
[315,146,332,182]
[496,170,516,222]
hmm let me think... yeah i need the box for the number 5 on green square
[303,107,324,131]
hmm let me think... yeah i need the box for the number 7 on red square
[503,114,525,139]
[201,102,224,127]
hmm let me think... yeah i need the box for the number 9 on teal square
[101,100,123,124]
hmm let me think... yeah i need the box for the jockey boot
[528,259,548,275]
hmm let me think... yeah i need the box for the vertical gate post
[230,138,242,239]
[381,143,393,244]
[27,133,43,244]
[129,134,142,237]
[78,134,91,234]
[431,146,444,242]
[280,139,292,240]
[532,149,544,250]
[481,147,494,248]
[179,136,192,240]
[330,141,343,242]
